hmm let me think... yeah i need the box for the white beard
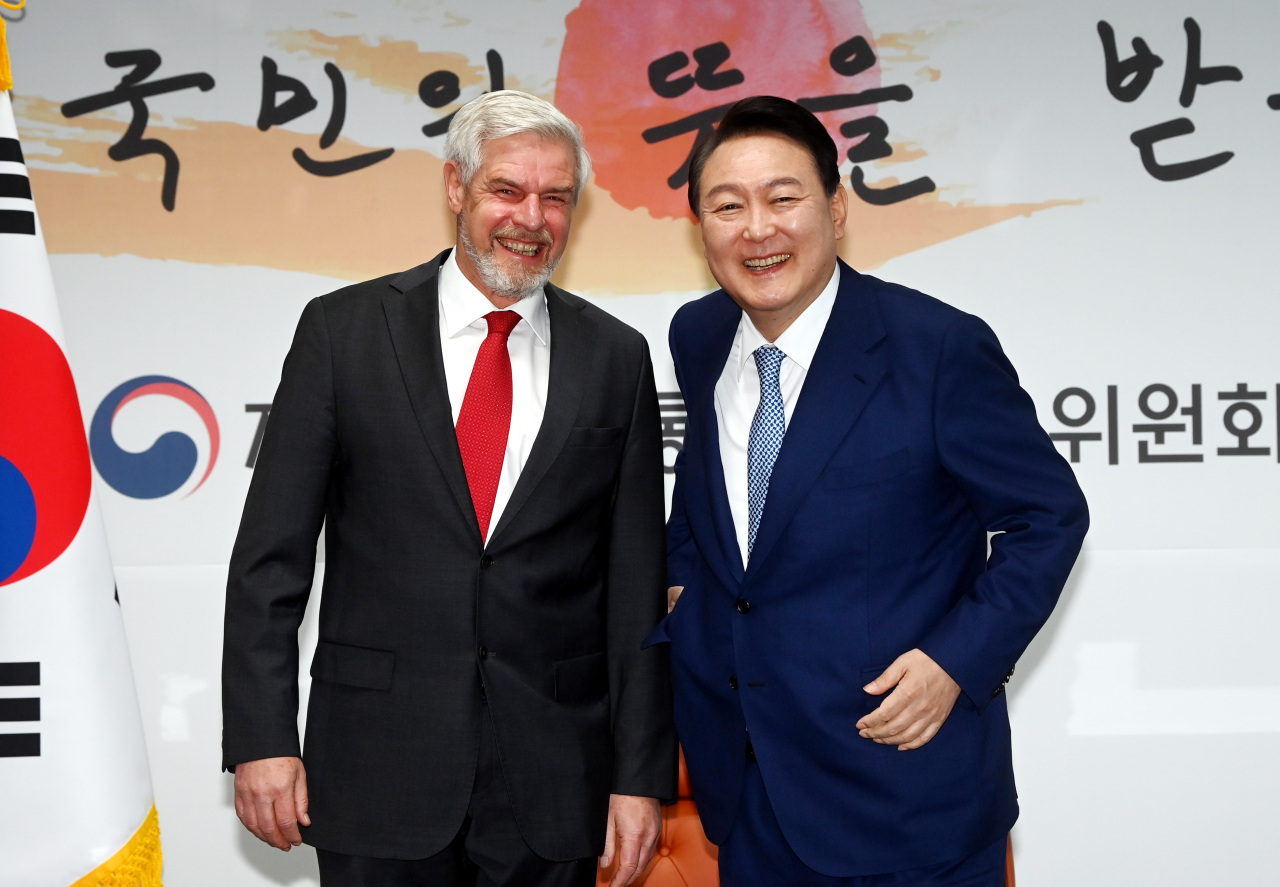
[458,223,558,302]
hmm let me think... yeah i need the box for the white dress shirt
[715,264,840,567]
[438,249,550,543]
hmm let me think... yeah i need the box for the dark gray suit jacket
[222,250,676,860]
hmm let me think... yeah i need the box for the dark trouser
[317,705,598,887]
[719,757,1007,887]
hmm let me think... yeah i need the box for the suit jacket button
[736,599,752,614]
[729,675,739,691]
[480,555,494,569]
[478,645,488,660]
[745,740,756,761]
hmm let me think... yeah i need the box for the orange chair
[597,749,718,887]
[597,751,1016,887]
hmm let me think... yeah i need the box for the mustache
[493,227,553,246]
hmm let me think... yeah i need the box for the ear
[443,160,467,215]
[830,184,849,242]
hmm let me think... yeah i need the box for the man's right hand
[233,756,310,850]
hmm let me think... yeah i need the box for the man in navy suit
[648,96,1088,885]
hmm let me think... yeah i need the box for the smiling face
[445,132,578,306]
[697,133,848,340]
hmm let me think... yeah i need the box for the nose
[512,193,545,231]
[742,204,775,242]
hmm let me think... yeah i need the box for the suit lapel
[487,285,594,544]
[381,251,482,544]
[682,294,747,590]
[745,264,888,579]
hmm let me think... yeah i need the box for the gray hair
[444,90,592,199]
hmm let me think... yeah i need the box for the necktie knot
[484,310,522,339]
[753,344,785,383]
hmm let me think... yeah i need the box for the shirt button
[736,599,752,614]
[480,555,494,569]
[478,646,489,660]
[729,675,739,691]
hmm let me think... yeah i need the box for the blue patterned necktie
[747,345,786,556]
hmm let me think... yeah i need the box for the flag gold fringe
[0,0,24,91]
[0,18,11,92]
[71,804,163,887]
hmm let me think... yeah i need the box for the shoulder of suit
[547,284,648,347]
[845,267,986,338]
[310,253,447,314]
[670,289,737,344]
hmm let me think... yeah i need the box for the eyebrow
[487,176,574,196]
[702,177,805,203]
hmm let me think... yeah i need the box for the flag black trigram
[0,661,40,756]
[0,137,36,236]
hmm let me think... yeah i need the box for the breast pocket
[822,447,912,490]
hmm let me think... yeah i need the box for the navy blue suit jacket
[647,262,1088,876]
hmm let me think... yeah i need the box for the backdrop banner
[3,1,1278,884]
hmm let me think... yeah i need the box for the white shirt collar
[733,262,840,380]
[438,248,550,345]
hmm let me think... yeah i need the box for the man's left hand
[599,793,662,887]
[858,649,961,750]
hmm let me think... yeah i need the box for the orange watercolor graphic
[15,7,1078,297]
[19,96,454,282]
[558,0,881,221]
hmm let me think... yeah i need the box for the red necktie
[455,310,522,542]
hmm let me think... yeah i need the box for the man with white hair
[223,90,675,887]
